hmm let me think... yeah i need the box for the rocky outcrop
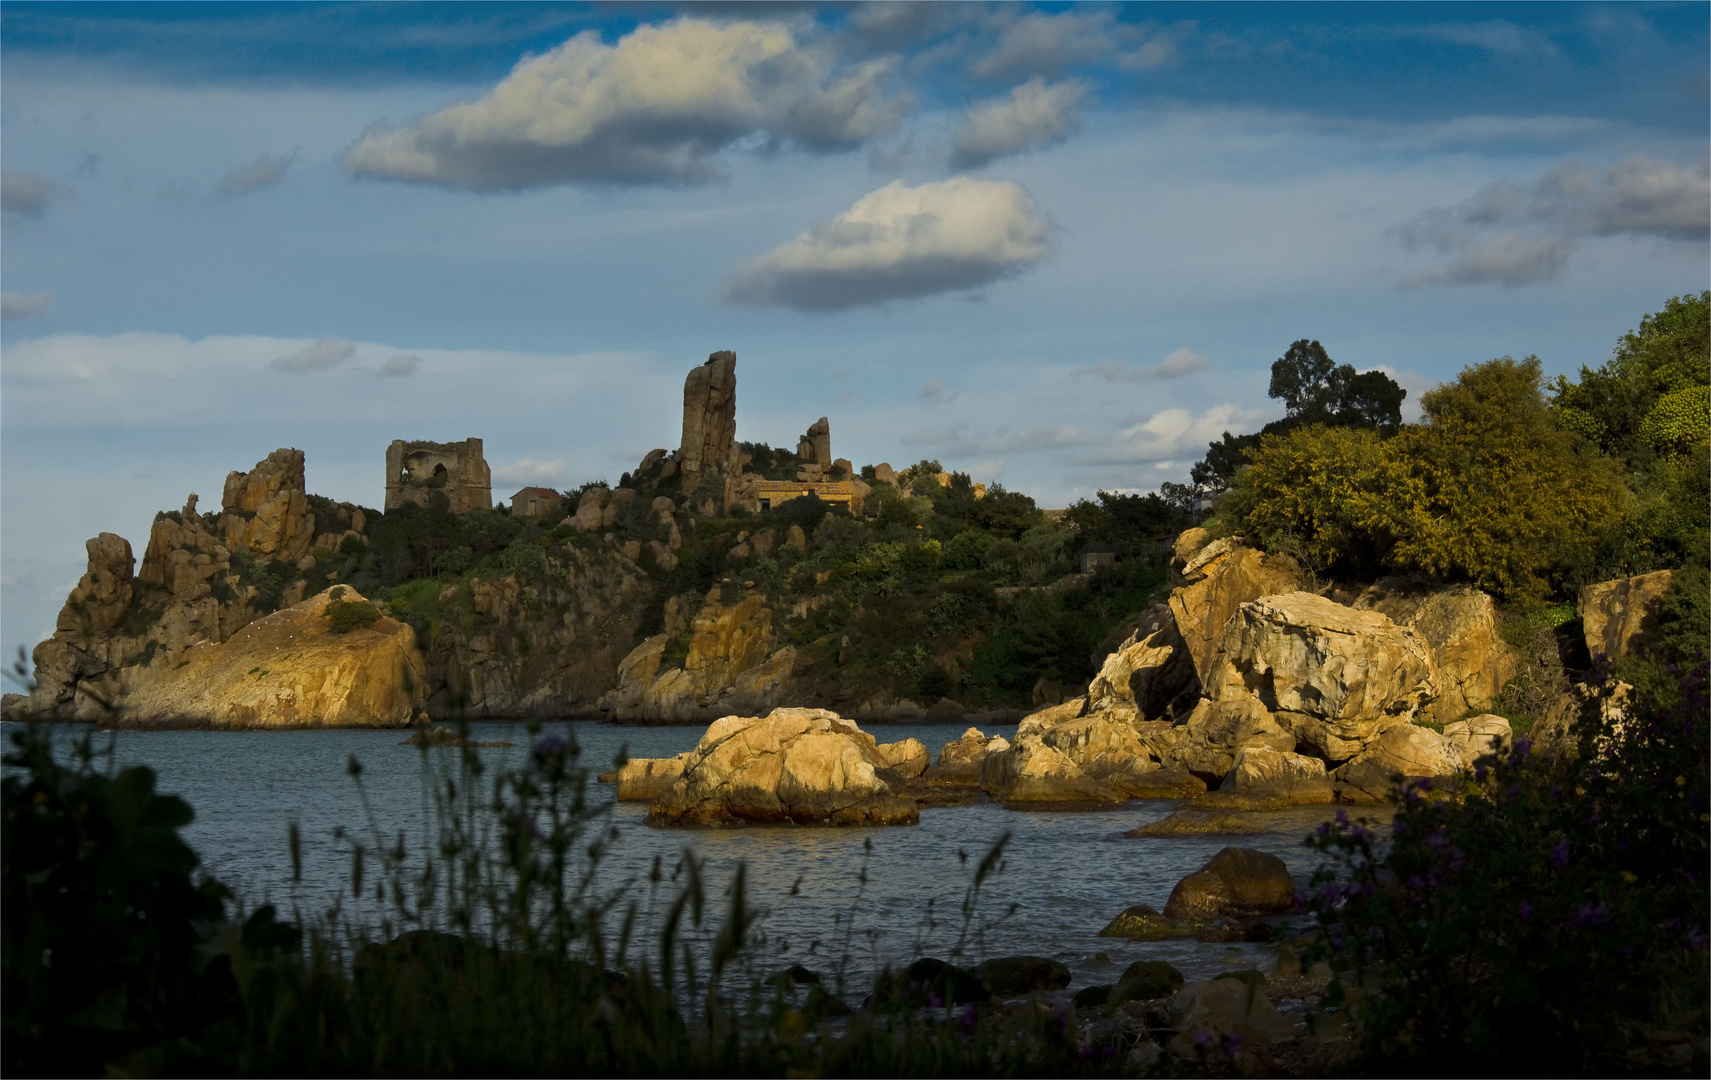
[119,588,426,728]
[1167,536,1300,686]
[1169,698,1295,781]
[1217,747,1332,805]
[1443,714,1512,767]
[1162,847,1296,920]
[600,591,798,722]
[1332,723,1462,803]
[1582,570,1674,660]
[677,350,738,493]
[1337,579,1518,723]
[647,708,919,826]
[220,448,318,564]
[1085,602,1199,723]
[1207,592,1437,762]
[419,546,655,718]
[979,737,1126,807]
[796,416,831,468]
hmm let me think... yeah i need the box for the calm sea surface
[6,720,1355,991]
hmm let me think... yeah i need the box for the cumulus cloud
[379,353,420,377]
[2,172,62,218]
[270,339,355,373]
[1073,348,1212,382]
[1395,155,1709,288]
[1088,403,1269,465]
[493,459,568,488]
[214,154,294,199]
[723,177,1053,310]
[342,19,908,190]
[1402,233,1572,288]
[951,78,1086,168]
[1,292,53,320]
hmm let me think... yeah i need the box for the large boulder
[1442,714,1512,768]
[119,587,426,728]
[1582,570,1674,660]
[1208,592,1437,762]
[603,754,690,801]
[1085,603,1199,723]
[647,708,918,826]
[1217,747,1332,805]
[979,737,1124,807]
[1171,697,1296,782]
[1332,723,1462,803]
[1162,847,1296,920]
[873,738,930,779]
[1022,712,1161,795]
[923,727,1007,788]
[1168,542,1301,687]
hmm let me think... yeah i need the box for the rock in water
[119,587,426,728]
[975,956,1071,996]
[1163,847,1296,920]
[923,727,1003,788]
[873,737,930,779]
[604,754,691,800]
[646,708,918,826]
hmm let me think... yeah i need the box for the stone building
[511,486,565,516]
[385,438,492,513]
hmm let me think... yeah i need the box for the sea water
[5,720,1351,990]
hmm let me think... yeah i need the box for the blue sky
[3,1,1707,658]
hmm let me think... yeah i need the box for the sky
[2,1,1707,658]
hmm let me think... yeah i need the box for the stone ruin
[385,438,492,513]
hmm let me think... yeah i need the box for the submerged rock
[1097,904,1202,941]
[647,708,918,827]
[1126,808,1270,838]
[974,956,1071,997]
[1162,847,1296,920]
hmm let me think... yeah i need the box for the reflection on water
[6,720,1352,988]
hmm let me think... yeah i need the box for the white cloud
[951,78,1086,168]
[722,177,1053,310]
[1089,403,1269,465]
[1402,233,1572,288]
[1,171,62,218]
[493,458,568,488]
[342,19,908,190]
[1072,348,1212,382]
[1398,20,1558,57]
[270,339,356,373]
[378,353,420,377]
[214,153,294,199]
[1,292,53,320]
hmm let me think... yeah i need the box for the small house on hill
[511,487,566,517]
[1079,543,1116,574]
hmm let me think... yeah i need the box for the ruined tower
[385,438,492,513]
[677,350,738,493]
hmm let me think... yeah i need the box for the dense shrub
[1305,661,1710,1076]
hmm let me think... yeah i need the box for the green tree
[1552,290,1709,459]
